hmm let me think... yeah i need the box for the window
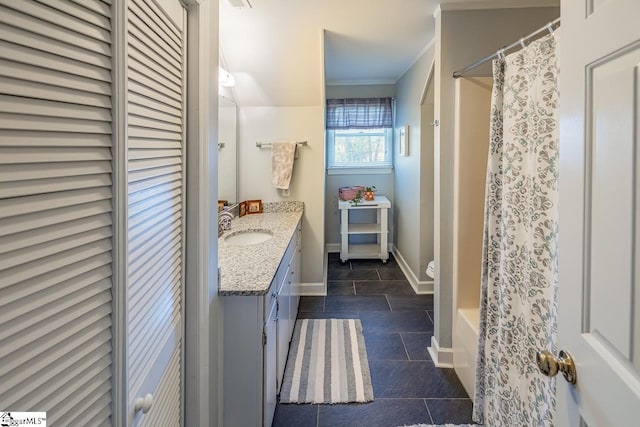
[326,98,393,172]
[327,128,393,169]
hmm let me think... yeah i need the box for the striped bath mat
[280,318,374,404]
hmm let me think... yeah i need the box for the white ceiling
[219,0,440,106]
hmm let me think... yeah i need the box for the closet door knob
[134,393,154,414]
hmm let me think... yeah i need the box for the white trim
[326,79,397,86]
[294,282,327,296]
[428,335,454,368]
[438,0,559,11]
[326,243,341,253]
[391,245,434,294]
[327,167,393,175]
[326,128,394,171]
[183,1,218,426]
[322,248,329,289]
[420,60,435,106]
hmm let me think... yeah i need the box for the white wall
[432,6,561,356]
[238,107,325,284]
[324,84,396,247]
[394,44,435,285]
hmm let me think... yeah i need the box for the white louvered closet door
[0,0,115,425]
[126,0,186,425]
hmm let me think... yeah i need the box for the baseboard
[428,335,454,368]
[294,282,326,296]
[325,243,340,253]
[391,245,434,294]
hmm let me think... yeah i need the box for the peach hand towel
[271,142,297,190]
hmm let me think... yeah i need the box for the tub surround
[218,201,303,295]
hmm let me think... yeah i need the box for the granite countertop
[218,202,303,296]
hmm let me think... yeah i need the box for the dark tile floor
[273,253,475,427]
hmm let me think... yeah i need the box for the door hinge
[262,330,266,347]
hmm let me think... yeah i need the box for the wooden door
[558,0,640,425]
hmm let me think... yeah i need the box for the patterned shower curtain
[473,32,560,426]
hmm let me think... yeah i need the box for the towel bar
[256,141,308,148]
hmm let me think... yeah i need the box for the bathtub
[453,307,479,399]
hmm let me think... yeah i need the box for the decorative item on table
[218,200,228,211]
[246,199,263,214]
[239,201,247,217]
[338,186,363,201]
[363,186,376,201]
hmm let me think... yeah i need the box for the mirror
[218,95,238,205]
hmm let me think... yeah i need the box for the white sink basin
[224,229,273,245]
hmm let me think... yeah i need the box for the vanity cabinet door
[277,274,291,391]
[263,303,278,427]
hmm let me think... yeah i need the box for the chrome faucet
[218,210,234,237]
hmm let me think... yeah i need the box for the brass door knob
[536,350,577,384]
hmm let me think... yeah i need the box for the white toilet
[426,260,435,279]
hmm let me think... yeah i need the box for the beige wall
[238,106,325,284]
[433,6,561,351]
[394,44,436,284]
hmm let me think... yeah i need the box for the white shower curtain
[473,32,560,426]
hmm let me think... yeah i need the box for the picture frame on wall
[246,199,263,214]
[399,125,409,156]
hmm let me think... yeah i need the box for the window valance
[326,97,393,130]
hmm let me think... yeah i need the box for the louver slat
[127,0,184,424]
[0,1,113,425]
[0,4,111,54]
[0,58,112,95]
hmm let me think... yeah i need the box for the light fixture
[219,66,235,88]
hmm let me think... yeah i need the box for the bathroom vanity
[218,203,303,427]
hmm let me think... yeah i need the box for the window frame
[326,127,394,174]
